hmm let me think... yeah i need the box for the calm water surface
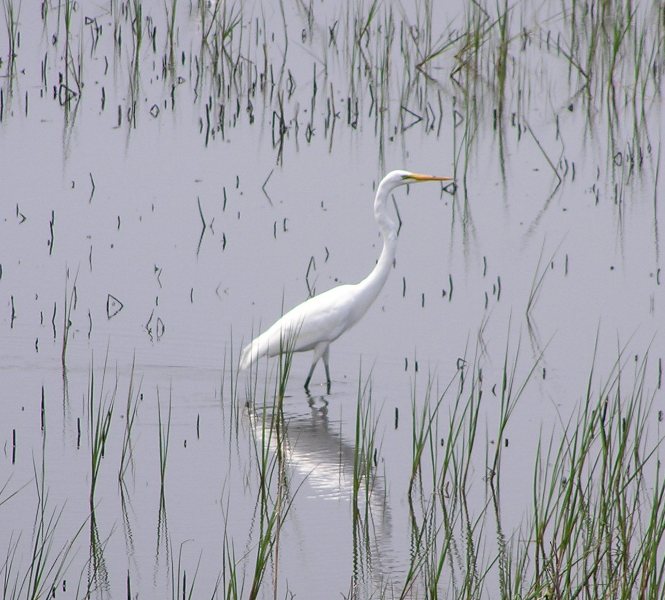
[1,1,663,597]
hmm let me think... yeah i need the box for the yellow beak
[408,173,453,182]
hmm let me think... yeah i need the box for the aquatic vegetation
[0,0,664,598]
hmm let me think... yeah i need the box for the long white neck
[354,178,399,308]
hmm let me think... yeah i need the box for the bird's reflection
[283,391,355,501]
[252,389,400,594]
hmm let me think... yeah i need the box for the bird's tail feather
[240,320,301,371]
[239,337,265,371]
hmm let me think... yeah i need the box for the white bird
[239,170,453,392]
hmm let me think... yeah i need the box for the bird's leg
[322,346,331,394]
[304,361,316,392]
[305,343,328,392]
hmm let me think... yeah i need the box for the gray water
[1,1,664,598]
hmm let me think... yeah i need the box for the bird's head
[382,170,453,190]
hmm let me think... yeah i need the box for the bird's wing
[286,285,357,350]
[240,284,358,368]
[266,285,356,352]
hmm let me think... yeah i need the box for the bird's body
[240,170,452,392]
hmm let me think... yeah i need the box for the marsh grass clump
[118,357,141,490]
[522,349,665,599]
[352,370,381,519]
[84,352,117,592]
[0,423,86,599]
[1,0,19,76]
[349,368,385,594]
[88,352,116,508]
[170,540,202,600]
[7,0,660,177]
[22,480,86,600]
[157,385,172,506]
[394,338,665,599]
[61,269,78,372]
[244,334,301,600]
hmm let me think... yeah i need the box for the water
[1,1,664,598]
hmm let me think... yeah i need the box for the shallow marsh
[1,1,664,598]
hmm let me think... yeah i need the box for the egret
[239,170,453,392]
